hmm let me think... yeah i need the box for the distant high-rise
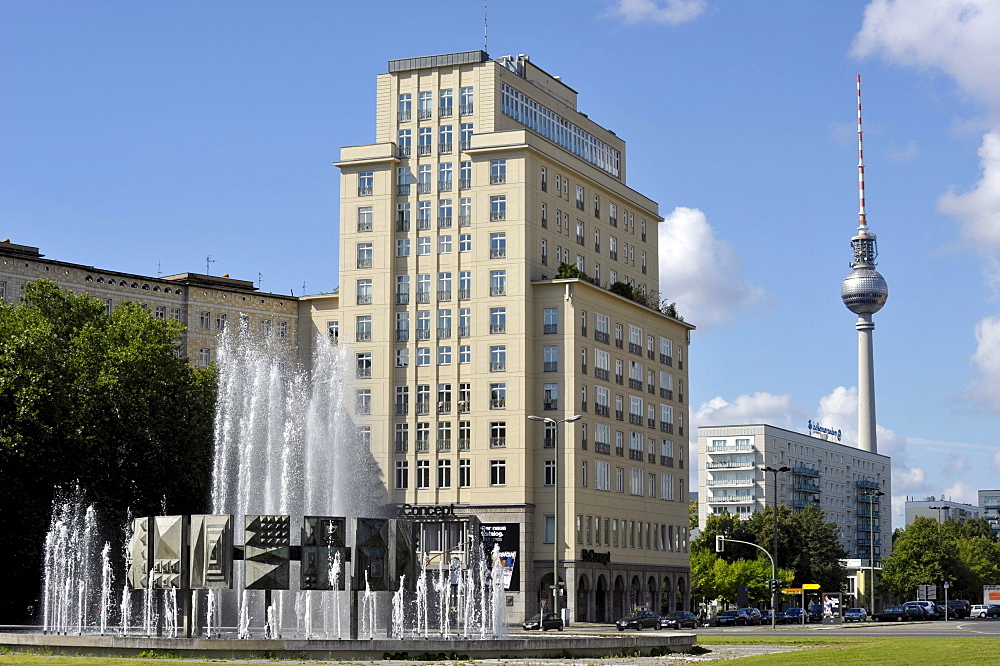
[841,75,888,454]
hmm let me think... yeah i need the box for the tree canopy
[0,280,217,622]
[880,516,1000,602]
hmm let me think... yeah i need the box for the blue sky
[4,1,1000,527]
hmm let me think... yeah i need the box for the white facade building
[904,497,980,527]
[697,424,892,563]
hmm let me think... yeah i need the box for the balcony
[357,220,372,232]
[417,182,430,193]
[398,147,410,158]
[793,482,821,493]
[415,440,429,453]
[459,178,471,190]
[629,379,642,390]
[356,332,372,342]
[661,423,673,434]
[356,294,372,305]
[438,216,452,228]
[458,400,470,413]
[544,400,558,411]
[418,146,431,157]
[594,404,609,417]
[416,292,430,304]
[397,184,410,195]
[543,436,554,449]
[356,367,371,379]
[439,143,452,155]
[544,361,558,372]
[437,327,451,339]
[355,403,370,415]
[543,323,558,334]
[629,450,643,461]
[398,111,411,122]
[661,457,674,467]
[707,478,754,487]
[629,414,643,425]
[486,322,504,334]
[594,368,610,381]
[706,460,755,470]
[395,293,410,305]
[490,398,506,409]
[460,140,471,151]
[615,410,623,421]
[394,441,408,453]
[856,479,880,489]
[660,354,673,366]
[438,290,452,302]
[595,442,611,455]
[418,109,432,120]
[358,186,373,196]
[647,418,656,429]
[458,325,470,337]
[615,374,623,385]
[708,494,755,504]
[460,103,473,115]
[416,329,430,341]
[439,106,452,118]
[490,211,506,221]
[594,331,610,344]
[396,220,410,232]
[706,443,753,454]
[615,339,623,350]
[436,440,451,453]
[490,361,506,372]
[437,401,451,414]
[490,248,506,259]
[357,258,373,269]
[459,214,471,227]
[629,343,642,355]
[490,437,506,448]
[417,218,431,231]
[490,174,506,185]
[490,286,506,297]
[792,466,820,477]
[458,438,470,451]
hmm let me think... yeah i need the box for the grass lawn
[702,636,1000,665]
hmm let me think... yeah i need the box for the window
[417,164,431,193]
[490,383,506,409]
[200,311,211,329]
[540,166,547,191]
[543,346,558,372]
[460,162,472,190]
[438,346,452,365]
[356,279,372,305]
[615,467,624,493]
[489,460,506,486]
[198,348,211,367]
[437,308,452,338]
[437,459,451,488]
[490,345,507,372]
[328,321,339,344]
[397,93,411,122]
[489,232,506,259]
[541,239,547,265]
[459,459,471,487]
[490,421,507,448]
[396,202,411,231]
[395,461,408,489]
[356,315,372,342]
[439,235,453,254]
[459,344,471,364]
[596,461,611,491]
[417,273,431,303]
[154,306,166,320]
[543,307,558,334]
[576,185,585,210]
[395,386,409,416]
[439,127,453,155]
[416,460,430,489]
[439,88,453,117]
[490,196,506,221]
[418,127,432,156]
[460,122,473,150]
[661,473,675,500]
[438,198,453,227]
[357,242,373,268]
[417,236,431,255]
[544,460,555,486]
[416,422,430,451]
[437,418,452,448]
[357,206,373,232]
[355,389,371,415]
[594,194,601,218]
[576,220,585,245]
[581,462,588,488]
[397,129,411,157]
[356,352,372,379]
[490,159,506,184]
[417,347,430,366]
[261,319,272,337]
[541,202,547,228]
[490,270,507,296]
[418,90,432,120]
[460,233,472,252]
[489,307,506,334]
[438,272,452,301]
[543,383,559,410]
[396,276,410,306]
[460,86,473,115]
[358,171,373,196]
[459,306,471,336]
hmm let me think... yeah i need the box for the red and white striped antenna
[857,74,868,234]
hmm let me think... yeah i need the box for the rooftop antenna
[206,255,216,275]
[484,0,488,54]
[157,261,162,278]
[857,74,868,235]
[258,272,263,290]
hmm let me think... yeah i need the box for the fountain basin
[0,632,696,660]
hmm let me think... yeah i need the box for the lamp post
[763,465,789,629]
[528,413,581,621]
[861,488,885,612]
[929,504,950,527]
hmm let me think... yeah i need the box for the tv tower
[841,75,888,453]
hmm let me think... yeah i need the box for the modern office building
[979,489,1000,538]
[904,497,980,526]
[697,424,892,563]
[0,239,299,365]
[324,50,694,622]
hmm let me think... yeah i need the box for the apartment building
[904,497,980,527]
[327,51,695,622]
[0,240,298,364]
[697,424,893,563]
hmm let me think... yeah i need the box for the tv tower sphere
[841,265,888,315]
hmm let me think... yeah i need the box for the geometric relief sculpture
[152,515,188,589]
[392,519,417,592]
[189,515,233,589]
[300,516,346,590]
[127,517,151,590]
[244,515,290,590]
[353,517,389,591]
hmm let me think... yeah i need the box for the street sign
[944,581,950,588]
[782,588,803,594]
[803,583,821,590]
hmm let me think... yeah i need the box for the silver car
[844,607,867,622]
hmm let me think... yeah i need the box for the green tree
[689,498,699,530]
[0,280,217,622]
[747,504,849,592]
[555,262,588,280]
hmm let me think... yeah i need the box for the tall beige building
[323,51,695,622]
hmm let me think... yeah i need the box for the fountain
[10,329,694,659]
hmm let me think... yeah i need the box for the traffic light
[769,579,779,594]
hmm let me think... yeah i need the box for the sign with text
[480,523,520,592]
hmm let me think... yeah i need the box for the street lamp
[528,413,582,621]
[929,504,950,527]
[861,488,885,612]
[763,465,789,628]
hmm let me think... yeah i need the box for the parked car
[873,605,922,622]
[784,607,806,623]
[844,607,868,622]
[807,604,825,623]
[986,605,1000,618]
[662,611,698,629]
[523,613,563,631]
[616,610,662,631]
[936,604,959,619]
[715,609,752,627]
[739,608,763,625]
[947,599,971,618]
[971,604,990,618]
[903,601,937,619]
[761,609,787,624]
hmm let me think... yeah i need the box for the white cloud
[604,0,709,26]
[693,392,797,430]
[959,316,1000,411]
[658,207,767,329]
[853,0,1000,111]
[943,455,968,475]
[942,480,978,505]
[939,131,1000,256]
[992,450,1000,474]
